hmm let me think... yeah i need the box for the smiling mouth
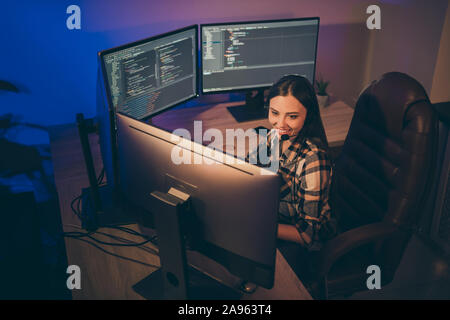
[277,128,292,135]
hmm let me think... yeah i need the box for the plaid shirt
[248,130,334,251]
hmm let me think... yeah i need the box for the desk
[48,101,353,300]
[152,100,354,149]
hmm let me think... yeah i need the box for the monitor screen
[201,18,319,93]
[99,25,198,120]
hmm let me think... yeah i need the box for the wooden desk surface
[48,103,321,299]
[152,100,354,149]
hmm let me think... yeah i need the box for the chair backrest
[332,72,438,233]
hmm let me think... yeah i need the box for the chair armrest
[315,222,399,279]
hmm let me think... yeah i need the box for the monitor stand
[227,89,267,122]
[132,189,242,300]
[133,263,242,300]
[77,113,136,231]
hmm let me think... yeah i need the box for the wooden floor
[48,99,351,299]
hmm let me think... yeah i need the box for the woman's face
[268,94,307,138]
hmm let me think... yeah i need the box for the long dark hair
[267,74,329,150]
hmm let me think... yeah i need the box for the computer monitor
[200,17,319,122]
[115,112,280,297]
[93,26,199,229]
[100,25,198,121]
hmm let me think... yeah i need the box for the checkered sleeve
[294,150,332,249]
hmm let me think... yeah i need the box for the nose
[279,116,287,128]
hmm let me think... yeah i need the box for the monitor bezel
[98,24,199,120]
[200,17,320,95]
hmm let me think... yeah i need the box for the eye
[271,110,279,116]
[289,115,298,120]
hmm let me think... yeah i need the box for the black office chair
[308,72,439,299]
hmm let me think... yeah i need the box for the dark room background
[1,0,449,145]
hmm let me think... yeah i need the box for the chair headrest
[356,72,430,142]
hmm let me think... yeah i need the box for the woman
[248,75,336,255]
[248,75,337,284]
[266,74,336,252]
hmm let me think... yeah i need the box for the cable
[69,165,105,221]
[66,184,162,265]
[63,229,95,239]
[62,226,154,248]
[97,167,105,186]
[87,234,150,247]
[62,225,160,268]
[63,224,159,254]
[70,194,82,220]
[105,225,158,245]
[93,230,158,255]
[67,236,159,269]
[107,225,153,238]
[67,189,159,247]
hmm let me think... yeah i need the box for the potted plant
[315,75,330,109]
